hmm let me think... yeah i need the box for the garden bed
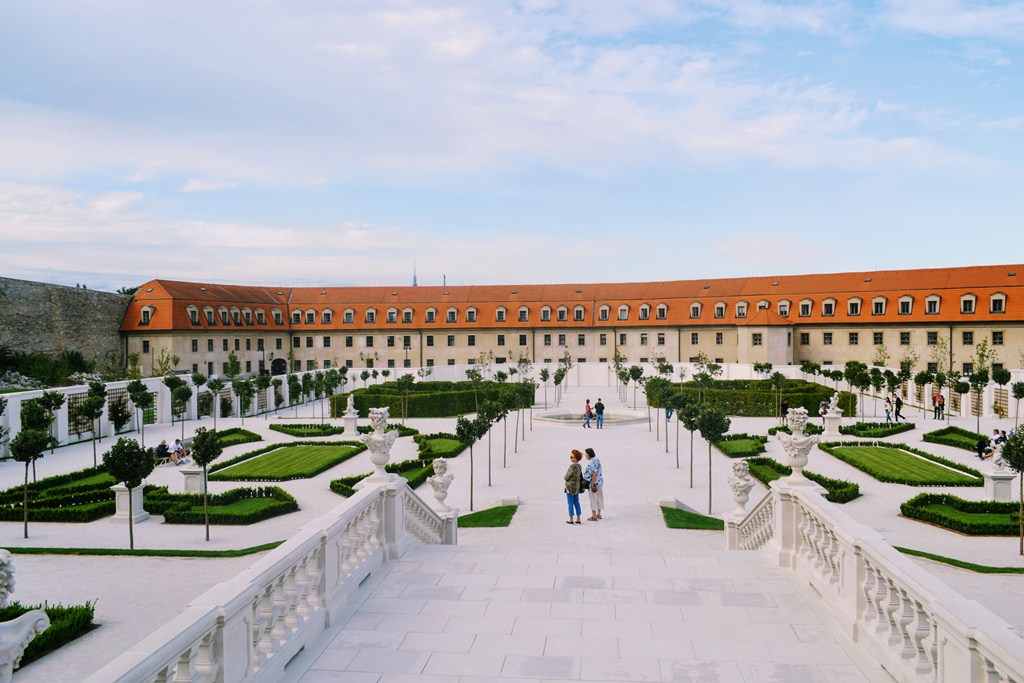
[838,421,915,438]
[901,493,1019,535]
[0,466,116,522]
[209,443,366,481]
[414,433,469,459]
[768,423,824,436]
[922,425,987,452]
[268,423,345,438]
[330,458,436,497]
[744,457,860,503]
[356,423,419,437]
[145,486,298,524]
[713,434,767,458]
[0,601,96,668]
[818,441,982,486]
[217,427,262,447]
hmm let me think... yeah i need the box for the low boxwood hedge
[839,421,915,438]
[901,493,1019,535]
[414,432,468,458]
[0,466,118,522]
[768,423,824,436]
[922,425,987,452]
[331,381,534,419]
[818,441,983,486]
[217,427,262,447]
[356,423,419,437]
[144,486,298,524]
[713,434,767,458]
[208,440,364,473]
[0,601,95,667]
[330,458,435,497]
[268,423,345,437]
[745,457,860,504]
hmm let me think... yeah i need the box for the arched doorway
[271,357,287,376]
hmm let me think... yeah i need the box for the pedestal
[180,465,206,494]
[110,484,149,523]
[983,470,1017,502]
[343,413,358,436]
[822,414,842,437]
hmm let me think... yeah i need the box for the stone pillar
[983,470,1017,502]
[342,394,359,436]
[110,484,149,523]
[180,465,206,494]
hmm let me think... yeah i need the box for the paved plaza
[3,387,1023,681]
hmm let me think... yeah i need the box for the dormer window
[343,309,354,324]
[822,299,836,317]
[690,303,702,319]
[305,311,315,324]
[403,308,413,323]
[186,306,198,325]
[243,309,252,325]
[518,306,529,322]
[735,301,747,319]
[898,296,913,315]
[757,300,770,310]
[714,302,725,319]
[617,305,629,321]
[599,306,610,321]
[140,307,153,325]
[990,292,1006,314]
[204,307,215,325]
[872,297,886,316]
[466,308,477,323]
[777,300,790,317]
[221,308,231,325]
[656,304,667,320]
[292,311,301,324]
[925,295,940,315]
[232,310,241,325]
[496,307,506,322]
[541,307,551,322]
[799,299,812,317]
[447,308,457,323]
[639,305,650,321]
[557,306,568,322]
[574,306,585,322]
[366,309,377,323]
[425,308,436,323]
[847,298,861,316]
[960,294,976,314]
[322,310,333,324]
[272,309,282,325]
[387,309,398,324]
[255,310,266,324]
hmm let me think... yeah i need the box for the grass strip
[818,441,982,486]
[5,541,284,557]
[210,443,366,481]
[895,546,1024,574]
[459,505,518,527]
[661,506,724,531]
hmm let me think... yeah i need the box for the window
[619,333,626,346]
[822,299,835,317]
[690,332,699,345]
[207,339,214,352]
[243,310,252,325]
[900,332,910,345]
[558,334,566,346]
[447,308,457,323]
[656,305,667,320]
[387,336,395,347]
[557,307,567,322]
[140,309,151,325]
[518,307,529,322]
[426,309,436,323]
[276,338,283,350]
[618,305,629,321]
[872,298,886,316]
[800,333,809,346]
[927,362,938,373]
[898,296,912,315]
[366,309,376,323]
[245,360,252,373]
[735,302,747,318]
[447,335,455,347]
[778,301,790,317]
[305,336,313,348]
[639,305,650,321]
[923,296,939,315]
[927,332,937,345]
[823,332,833,345]
[403,309,413,323]
[205,309,216,325]
[991,293,1006,313]
[849,332,859,345]
[690,304,701,319]
[544,334,552,346]
[292,311,301,324]
[574,306,585,322]
[599,333,607,346]
[716,332,723,345]
[402,335,411,348]
[223,339,229,351]
[873,332,883,345]
[425,335,434,347]
[234,338,240,351]
[963,362,973,375]
[273,310,283,325]
[245,338,251,351]
[142,340,150,353]
[345,336,353,347]
[640,333,648,346]
[752,333,763,346]
[994,363,1004,372]
[467,335,476,347]
[993,331,1004,345]
[343,309,353,324]
[496,308,506,322]
[387,359,395,368]
[292,336,300,348]
[847,298,861,316]
[519,334,527,346]
[466,308,477,323]
[598,306,610,321]
[578,334,586,346]
[960,295,976,314]
[962,331,974,345]
[188,309,199,325]
[657,333,665,345]
[387,309,397,324]
[799,300,812,317]
[346,359,353,368]
[256,311,265,324]
[306,360,314,371]
[714,303,725,319]
[232,310,241,325]
[497,334,505,346]
[207,361,213,375]
[365,336,374,347]
[221,310,230,325]
[541,307,551,322]
[256,338,264,352]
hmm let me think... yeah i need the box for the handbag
[580,474,590,491]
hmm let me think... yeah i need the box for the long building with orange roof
[120,264,1024,377]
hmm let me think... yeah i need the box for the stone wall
[0,277,129,365]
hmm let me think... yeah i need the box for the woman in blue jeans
[564,450,584,524]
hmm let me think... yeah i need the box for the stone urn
[777,407,819,481]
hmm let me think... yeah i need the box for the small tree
[456,416,485,511]
[967,368,990,433]
[126,379,153,447]
[1012,381,1024,429]
[697,405,730,514]
[205,377,226,429]
[0,397,8,452]
[396,374,415,423]
[190,427,223,542]
[10,428,49,538]
[952,377,971,416]
[223,351,241,382]
[869,367,885,417]
[360,370,370,388]
[914,371,934,418]
[172,384,193,438]
[665,392,695,469]
[75,395,106,466]
[753,362,773,379]
[38,390,66,454]
[680,400,701,488]
[163,374,185,425]
[102,437,155,549]
[233,379,255,425]
[272,377,284,411]
[254,372,272,418]
[477,400,503,485]
[151,349,180,377]
[844,361,869,418]
[999,426,1024,555]
[108,397,132,435]
[769,372,787,421]
[628,365,644,409]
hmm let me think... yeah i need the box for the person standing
[583,399,593,428]
[932,392,940,419]
[937,394,945,419]
[884,398,893,424]
[594,398,605,429]
[780,398,789,425]
[583,447,604,521]
[894,396,905,422]
[564,450,584,524]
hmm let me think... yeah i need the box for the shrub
[356,423,419,437]
[817,441,983,486]
[745,457,860,504]
[0,601,96,667]
[0,466,117,522]
[713,434,767,458]
[217,428,262,447]
[901,493,1019,535]
[922,425,987,452]
[144,486,298,524]
[329,475,364,497]
[414,433,468,458]
[330,381,534,419]
[838,421,915,438]
[768,423,824,436]
[269,423,345,437]
[656,379,855,418]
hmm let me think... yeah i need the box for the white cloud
[179,178,239,193]
[882,0,1024,40]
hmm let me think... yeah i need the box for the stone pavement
[3,387,1023,681]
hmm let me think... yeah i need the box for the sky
[1,0,1023,292]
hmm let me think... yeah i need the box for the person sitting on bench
[155,440,170,465]
[168,438,190,465]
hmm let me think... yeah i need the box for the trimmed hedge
[268,423,345,437]
[145,486,298,524]
[657,379,855,418]
[217,428,263,447]
[838,421,915,438]
[768,423,824,436]
[0,465,111,504]
[0,601,95,667]
[208,440,364,473]
[745,457,860,504]
[901,493,1019,535]
[922,425,987,452]
[818,441,983,486]
[414,432,468,458]
[356,423,419,437]
[713,434,767,458]
[0,466,117,522]
[330,458,435,497]
[330,380,534,419]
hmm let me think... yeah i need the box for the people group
[583,398,605,429]
[564,447,604,524]
[932,393,946,419]
[157,438,191,465]
[977,429,1008,460]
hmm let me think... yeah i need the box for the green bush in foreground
[661,506,724,530]
[838,421,915,438]
[922,425,987,452]
[0,601,95,667]
[901,493,1018,535]
[818,441,982,486]
[713,434,767,458]
[745,457,860,503]
[459,505,517,527]
[268,423,345,437]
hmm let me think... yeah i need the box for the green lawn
[661,506,724,530]
[209,445,363,481]
[937,433,977,449]
[827,445,981,485]
[459,505,517,527]
[185,497,283,516]
[921,503,1013,526]
[47,472,116,494]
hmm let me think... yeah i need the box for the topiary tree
[172,384,193,439]
[102,437,155,550]
[126,379,153,447]
[992,367,1011,419]
[697,405,730,514]
[286,374,301,415]
[665,392,695,470]
[205,377,225,429]
[680,399,701,487]
[10,428,49,538]
[38,390,66,454]
[627,365,644,409]
[396,374,415,423]
[952,376,971,417]
[753,362,773,379]
[74,394,106,466]
[998,426,1024,555]
[254,371,272,419]
[189,427,223,542]
[476,400,503,486]
[456,415,486,511]
[163,374,185,425]
[359,370,370,388]
[223,351,241,382]
[272,377,284,411]
[869,367,885,417]
[932,371,948,423]
[108,397,132,435]
[233,379,255,425]
[967,368,990,433]
[1013,381,1024,430]
[769,372,787,422]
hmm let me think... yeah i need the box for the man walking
[594,398,605,429]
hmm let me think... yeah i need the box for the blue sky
[1,0,1022,291]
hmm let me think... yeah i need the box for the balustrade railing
[85,479,455,683]
[725,490,774,550]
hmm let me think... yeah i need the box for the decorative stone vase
[778,407,819,482]
[426,458,455,512]
[360,407,398,481]
[727,460,755,516]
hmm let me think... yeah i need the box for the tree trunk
[689,431,694,488]
[204,467,211,542]
[502,417,507,468]
[128,486,135,550]
[675,420,680,468]
[487,430,492,486]
[514,410,520,453]
[23,463,29,539]
[707,444,713,514]
[92,434,97,467]
[655,408,659,441]
[469,445,475,512]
